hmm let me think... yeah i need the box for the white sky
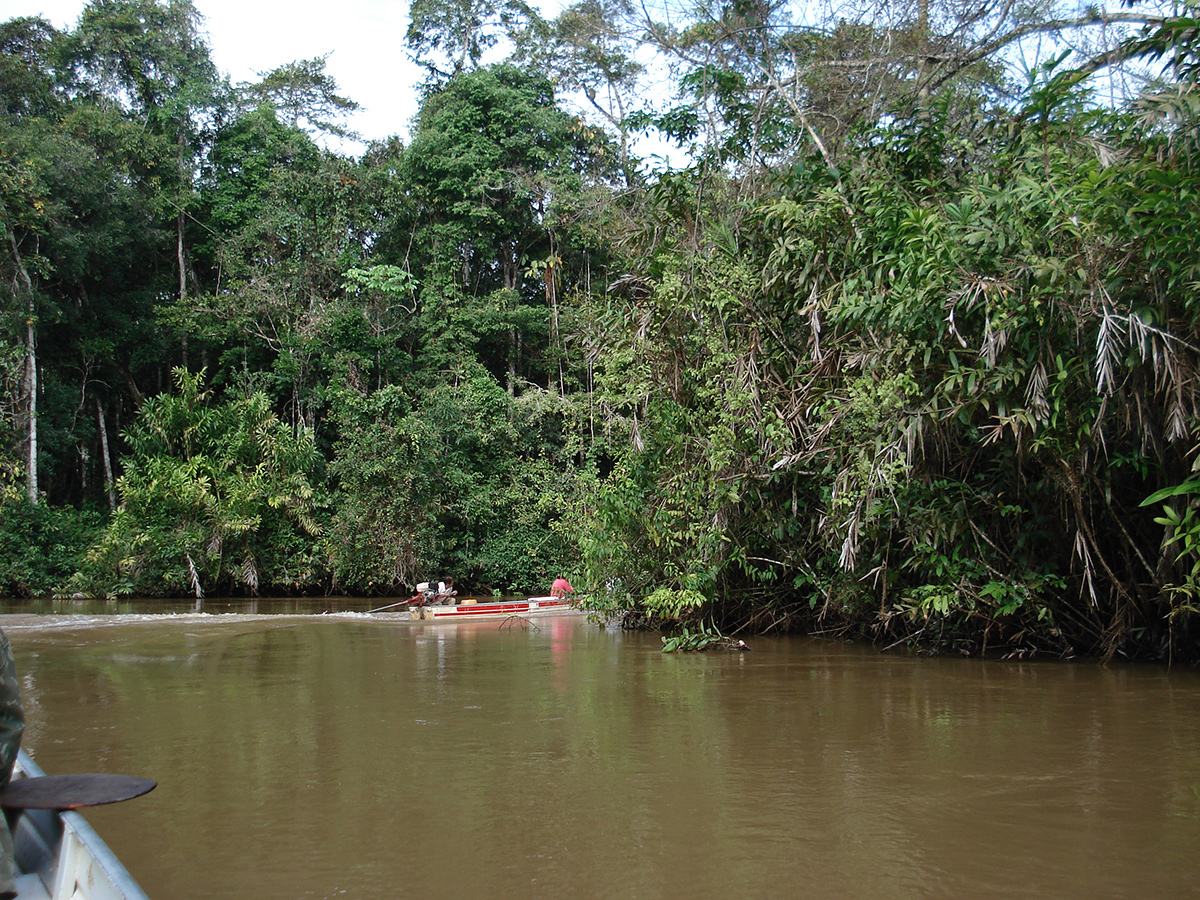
[3,0,437,149]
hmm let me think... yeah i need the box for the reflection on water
[2,613,1199,900]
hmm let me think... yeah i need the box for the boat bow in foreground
[8,751,150,900]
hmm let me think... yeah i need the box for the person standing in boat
[551,576,574,599]
[0,626,25,900]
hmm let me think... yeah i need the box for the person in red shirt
[550,576,574,599]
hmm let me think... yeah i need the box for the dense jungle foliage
[3,0,1200,661]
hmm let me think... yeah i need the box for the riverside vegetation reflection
[3,612,1199,900]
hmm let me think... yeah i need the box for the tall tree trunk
[177,127,195,369]
[23,318,36,507]
[7,227,37,506]
[178,208,189,368]
[508,330,517,396]
[544,254,564,395]
[504,240,519,396]
[97,397,116,511]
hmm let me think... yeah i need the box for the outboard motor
[411,582,438,606]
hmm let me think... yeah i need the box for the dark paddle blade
[0,774,157,810]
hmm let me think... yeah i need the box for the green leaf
[1141,481,1200,506]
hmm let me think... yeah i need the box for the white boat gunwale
[9,750,150,900]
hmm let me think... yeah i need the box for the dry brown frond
[1073,529,1098,608]
[240,556,260,595]
[1025,361,1049,421]
[186,552,204,600]
[838,503,860,570]
[1095,308,1121,395]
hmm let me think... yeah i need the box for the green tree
[75,368,323,597]
[404,63,617,390]
[2,3,225,516]
[326,360,581,594]
[236,55,360,138]
[324,385,443,593]
[607,0,1168,181]
[407,0,537,77]
[185,104,372,423]
[576,46,1200,660]
[1,90,168,508]
[64,0,223,356]
[514,0,645,183]
[0,17,61,119]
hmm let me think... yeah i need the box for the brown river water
[0,601,1198,900]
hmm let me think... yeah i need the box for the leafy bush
[326,363,585,595]
[0,501,106,597]
[73,369,323,598]
[661,621,731,652]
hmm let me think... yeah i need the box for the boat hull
[409,596,583,621]
[8,751,150,900]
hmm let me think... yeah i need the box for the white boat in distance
[8,751,150,900]
[408,595,584,621]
